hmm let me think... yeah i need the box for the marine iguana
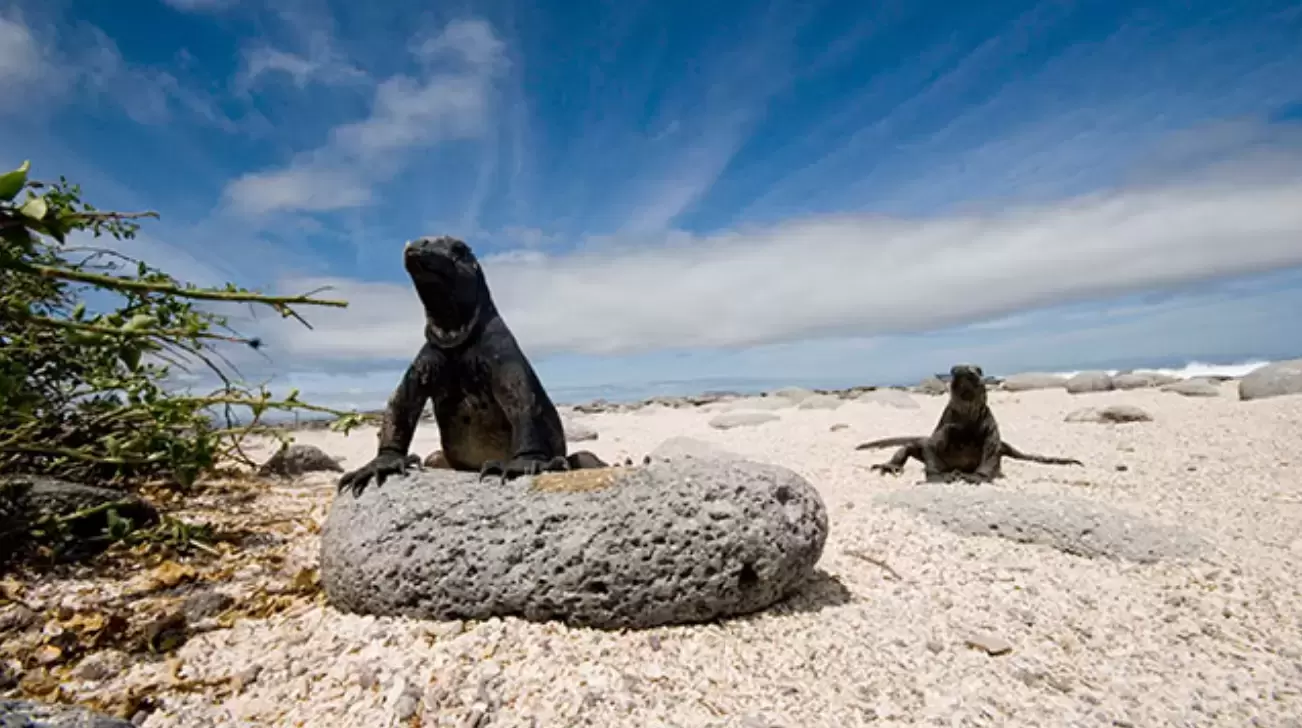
[855,364,1082,483]
[337,235,607,496]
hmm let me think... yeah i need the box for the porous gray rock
[320,458,829,629]
[1160,378,1221,398]
[709,412,780,430]
[856,389,921,409]
[874,485,1204,563]
[1000,373,1068,392]
[1065,371,1115,394]
[0,700,135,728]
[257,443,343,477]
[1064,405,1153,424]
[1238,359,1302,401]
[796,394,843,411]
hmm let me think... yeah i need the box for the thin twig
[843,549,904,581]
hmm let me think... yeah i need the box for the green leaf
[121,314,155,332]
[72,302,86,320]
[0,160,30,201]
[18,194,47,221]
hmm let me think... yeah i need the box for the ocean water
[544,358,1278,406]
[1040,359,1273,382]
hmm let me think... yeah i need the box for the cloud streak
[254,162,1302,363]
[223,18,507,217]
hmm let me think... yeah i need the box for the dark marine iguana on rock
[337,236,607,496]
[855,364,1082,484]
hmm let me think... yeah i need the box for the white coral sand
[39,382,1302,726]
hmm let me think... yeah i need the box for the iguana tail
[1000,441,1082,466]
[854,436,925,451]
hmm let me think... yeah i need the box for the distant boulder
[1238,359,1302,401]
[1065,371,1115,394]
[1001,373,1068,392]
[1161,379,1220,398]
[914,376,948,396]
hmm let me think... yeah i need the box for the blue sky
[3,0,1302,407]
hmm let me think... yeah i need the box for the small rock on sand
[874,485,1204,563]
[1238,359,1302,401]
[258,443,344,477]
[856,389,921,409]
[1064,405,1153,424]
[1001,373,1068,392]
[965,632,1014,656]
[1161,379,1221,398]
[709,412,781,430]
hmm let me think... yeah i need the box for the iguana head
[403,235,492,348]
[948,363,987,409]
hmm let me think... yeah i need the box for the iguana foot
[479,455,570,483]
[870,463,904,476]
[337,451,411,497]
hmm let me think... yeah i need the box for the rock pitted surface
[1238,359,1302,401]
[874,486,1204,563]
[320,457,829,629]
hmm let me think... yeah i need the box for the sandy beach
[8,379,1302,727]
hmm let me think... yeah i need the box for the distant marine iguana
[337,236,607,496]
[855,364,1082,483]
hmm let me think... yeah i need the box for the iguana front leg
[961,418,1002,484]
[478,326,568,483]
[337,343,443,496]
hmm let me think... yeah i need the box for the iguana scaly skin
[338,236,607,496]
[855,364,1082,483]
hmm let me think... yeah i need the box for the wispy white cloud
[0,9,242,130]
[235,45,367,91]
[246,158,1302,363]
[0,11,50,95]
[222,18,507,217]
